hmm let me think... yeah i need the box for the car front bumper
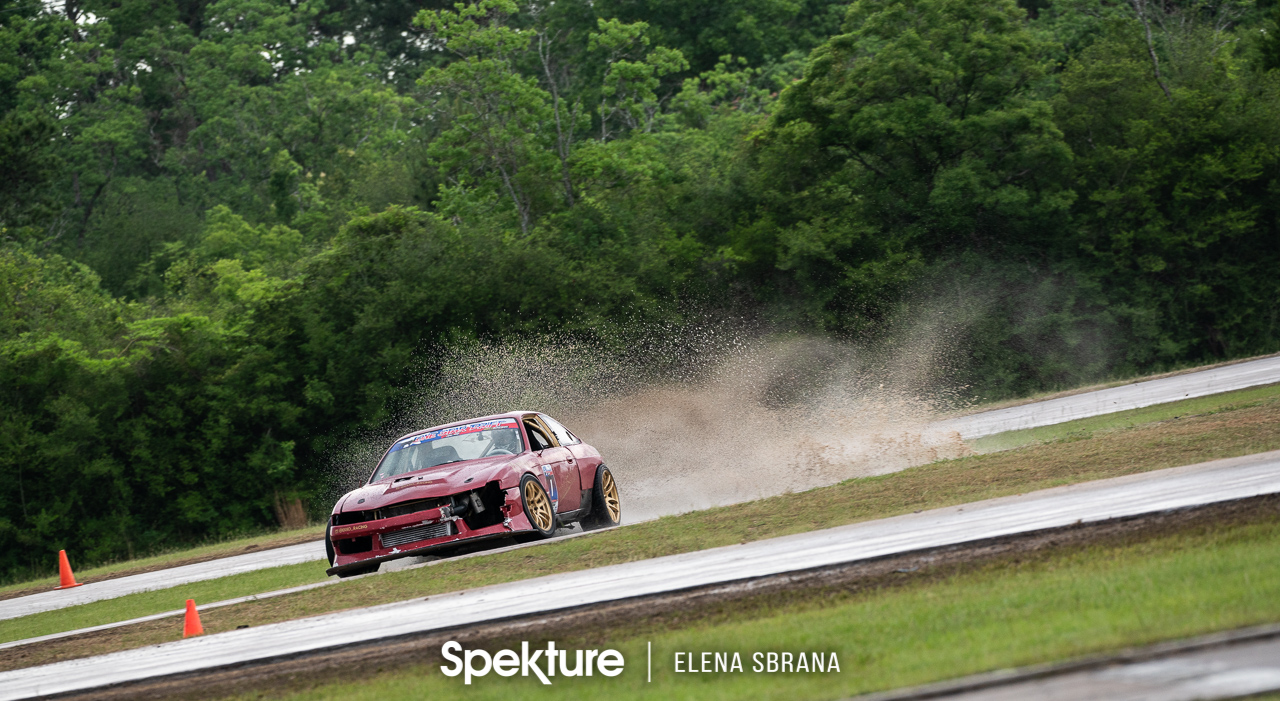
[326,487,532,576]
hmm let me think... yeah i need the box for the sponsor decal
[541,464,558,508]
[332,524,368,535]
[440,641,624,685]
[389,418,518,453]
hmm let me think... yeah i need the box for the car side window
[525,421,554,451]
[539,414,580,446]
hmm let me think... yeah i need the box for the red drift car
[325,411,621,577]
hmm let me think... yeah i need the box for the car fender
[570,444,603,490]
[331,492,351,516]
[492,454,540,489]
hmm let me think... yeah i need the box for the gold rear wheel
[583,465,622,530]
[522,476,555,533]
[601,469,621,522]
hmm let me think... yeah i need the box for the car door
[538,413,593,494]
[523,416,579,513]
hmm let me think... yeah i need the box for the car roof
[389,411,537,445]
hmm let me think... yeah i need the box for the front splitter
[325,531,523,576]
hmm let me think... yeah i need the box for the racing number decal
[541,464,559,511]
[527,414,561,513]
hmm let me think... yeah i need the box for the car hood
[336,453,535,513]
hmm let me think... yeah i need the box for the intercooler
[379,521,454,549]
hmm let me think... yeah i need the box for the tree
[1054,20,1280,363]
[587,0,844,73]
[415,0,558,235]
[0,243,296,574]
[591,18,689,139]
[1258,0,1280,71]
[415,0,689,234]
[745,0,1073,328]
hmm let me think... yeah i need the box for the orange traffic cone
[54,550,83,590]
[182,599,204,638]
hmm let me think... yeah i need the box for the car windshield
[370,418,524,483]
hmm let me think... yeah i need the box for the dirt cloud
[332,312,977,522]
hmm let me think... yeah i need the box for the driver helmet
[493,429,519,453]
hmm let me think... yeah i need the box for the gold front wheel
[520,475,556,535]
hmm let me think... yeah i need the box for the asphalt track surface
[937,354,1280,439]
[877,632,1280,701]
[8,354,1280,624]
[0,526,599,652]
[0,580,336,652]
[2,450,1278,700]
[0,541,325,622]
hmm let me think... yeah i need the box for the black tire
[581,465,622,530]
[337,562,379,578]
[513,473,558,543]
[327,524,379,577]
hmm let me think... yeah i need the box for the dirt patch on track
[0,533,322,603]
[44,494,1280,701]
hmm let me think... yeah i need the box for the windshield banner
[390,418,519,452]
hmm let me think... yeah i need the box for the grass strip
[250,505,1280,700]
[4,389,1278,669]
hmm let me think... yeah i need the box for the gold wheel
[523,478,555,532]
[601,469,621,523]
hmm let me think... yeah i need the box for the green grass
[0,525,323,597]
[970,381,1280,453]
[250,515,1280,700]
[0,560,330,644]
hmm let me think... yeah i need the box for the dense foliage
[2,0,1278,580]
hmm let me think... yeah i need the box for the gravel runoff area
[2,449,1278,700]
